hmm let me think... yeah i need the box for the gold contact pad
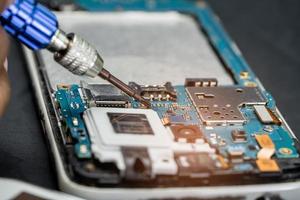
[256,159,280,172]
[255,134,275,149]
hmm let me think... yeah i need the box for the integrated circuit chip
[108,113,154,135]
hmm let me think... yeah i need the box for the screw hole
[213,111,221,116]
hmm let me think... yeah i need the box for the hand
[0,0,11,116]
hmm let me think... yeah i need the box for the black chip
[82,83,129,107]
[108,113,154,135]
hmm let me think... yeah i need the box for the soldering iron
[0,0,150,107]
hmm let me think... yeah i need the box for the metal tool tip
[98,68,151,109]
[140,98,151,108]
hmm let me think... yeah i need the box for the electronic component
[98,69,151,107]
[80,82,130,108]
[121,147,152,180]
[254,105,274,124]
[240,71,250,80]
[256,159,280,172]
[129,82,177,101]
[108,113,154,135]
[83,107,176,176]
[254,105,281,124]
[227,146,245,163]
[231,130,247,143]
[186,86,266,125]
[72,117,79,126]
[170,125,203,143]
[184,78,218,87]
[148,148,178,176]
[84,108,170,147]
[176,153,216,176]
[55,85,92,158]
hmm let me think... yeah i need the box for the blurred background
[0,0,299,190]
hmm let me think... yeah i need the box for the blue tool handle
[0,0,58,50]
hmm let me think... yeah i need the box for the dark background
[0,0,299,190]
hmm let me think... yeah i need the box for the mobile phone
[23,2,300,199]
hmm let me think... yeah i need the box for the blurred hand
[0,0,11,116]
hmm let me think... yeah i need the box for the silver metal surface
[186,86,266,125]
[47,29,70,52]
[83,107,174,174]
[40,12,234,89]
[254,105,274,123]
[54,33,104,77]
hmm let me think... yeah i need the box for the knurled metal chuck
[54,33,104,77]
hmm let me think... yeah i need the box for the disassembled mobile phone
[23,1,300,199]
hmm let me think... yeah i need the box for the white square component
[253,105,274,123]
[84,108,172,148]
[83,108,175,175]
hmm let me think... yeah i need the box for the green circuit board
[50,0,300,187]
[54,78,300,186]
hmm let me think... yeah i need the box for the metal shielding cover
[186,86,266,125]
[83,108,172,147]
[83,107,176,175]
